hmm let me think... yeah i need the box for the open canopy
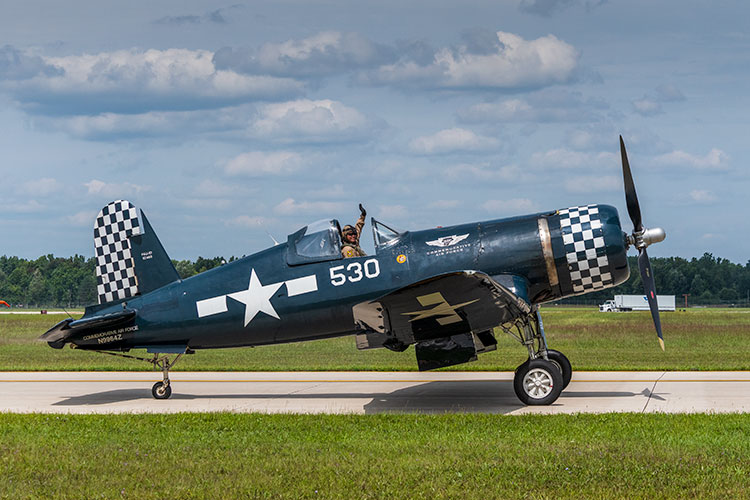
[286,219,343,265]
[286,217,407,265]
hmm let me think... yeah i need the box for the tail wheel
[513,358,563,406]
[152,381,172,400]
[546,349,572,389]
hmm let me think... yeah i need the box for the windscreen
[372,219,403,250]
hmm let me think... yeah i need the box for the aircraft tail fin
[94,200,180,304]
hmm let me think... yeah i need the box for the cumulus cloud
[409,128,499,154]
[0,199,45,213]
[249,99,379,143]
[84,179,150,197]
[458,90,606,124]
[214,31,394,77]
[690,189,718,204]
[632,84,686,117]
[5,48,303,115]
[654,149,729,170]
[273,198,348,215]
[22,177,62,196]
[482,198,537,214]
[154,6,241,25]
[0,45,62,80]
[35,106,255,141]
[632,97,662,116]
[655,84,686,102]
[529,148,618,169]
[223,151,304,176]
[458,99,534,122]
[564,127,619,151]
[67,210,97,226]
[362,31,578,90]
[569,128,670,155]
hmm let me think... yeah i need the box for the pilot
[342,204,367,258]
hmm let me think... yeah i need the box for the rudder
[94,200,179,304]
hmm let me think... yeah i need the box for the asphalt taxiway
[2,371,749,414]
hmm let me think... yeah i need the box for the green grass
[1,413,748,499]
[1,308,749,371]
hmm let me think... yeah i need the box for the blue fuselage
[74,205,629,351]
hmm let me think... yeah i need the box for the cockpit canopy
[286,219,343,265]
[286,217,407,265]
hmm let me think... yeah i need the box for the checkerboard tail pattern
[559,204,613,293]
[94,200,142,304]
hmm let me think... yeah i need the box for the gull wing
[353,271,531,350]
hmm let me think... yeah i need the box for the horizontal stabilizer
[38,310,136,345]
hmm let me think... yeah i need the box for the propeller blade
[638,247,664,351]
[620,136,643,233]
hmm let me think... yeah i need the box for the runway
[1,371,749,414]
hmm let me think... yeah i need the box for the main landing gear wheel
[152,381,172,399]
[513,359,563,406]
[546,349,572,389]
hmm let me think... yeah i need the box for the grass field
[1,308,748,371]
[2,311,749,499]
[1,413,748,499]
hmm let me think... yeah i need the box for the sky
[1,0,748,263]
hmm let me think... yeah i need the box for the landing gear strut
[97,349,189,400]
[150,353,185,400]
[498,306,570,405]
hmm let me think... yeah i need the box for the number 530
[330,259,380,286]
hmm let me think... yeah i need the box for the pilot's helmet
[342,225,356,237]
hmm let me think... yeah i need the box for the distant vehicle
[600,294,675,312]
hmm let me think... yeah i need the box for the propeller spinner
[619,136,666,350]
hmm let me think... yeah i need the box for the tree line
[0,255,235,308]
[0,253,747,308]
[558,253,750,306]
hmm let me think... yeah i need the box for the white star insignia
[227,269,283,326]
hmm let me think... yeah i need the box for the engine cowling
[547,204,630,298]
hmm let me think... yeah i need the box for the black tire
[152,381,172,400]
[546,349,572,389]
[513,358,563,406]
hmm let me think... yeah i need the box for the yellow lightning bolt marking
[402,292,479,325]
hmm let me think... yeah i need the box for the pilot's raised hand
[359,203,366,217]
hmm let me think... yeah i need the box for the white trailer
[599,294,676,312]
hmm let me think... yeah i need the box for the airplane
[40,137,665,405]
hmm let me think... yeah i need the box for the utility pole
[683,293,690,311]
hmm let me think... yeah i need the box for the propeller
[620,136,666,350]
